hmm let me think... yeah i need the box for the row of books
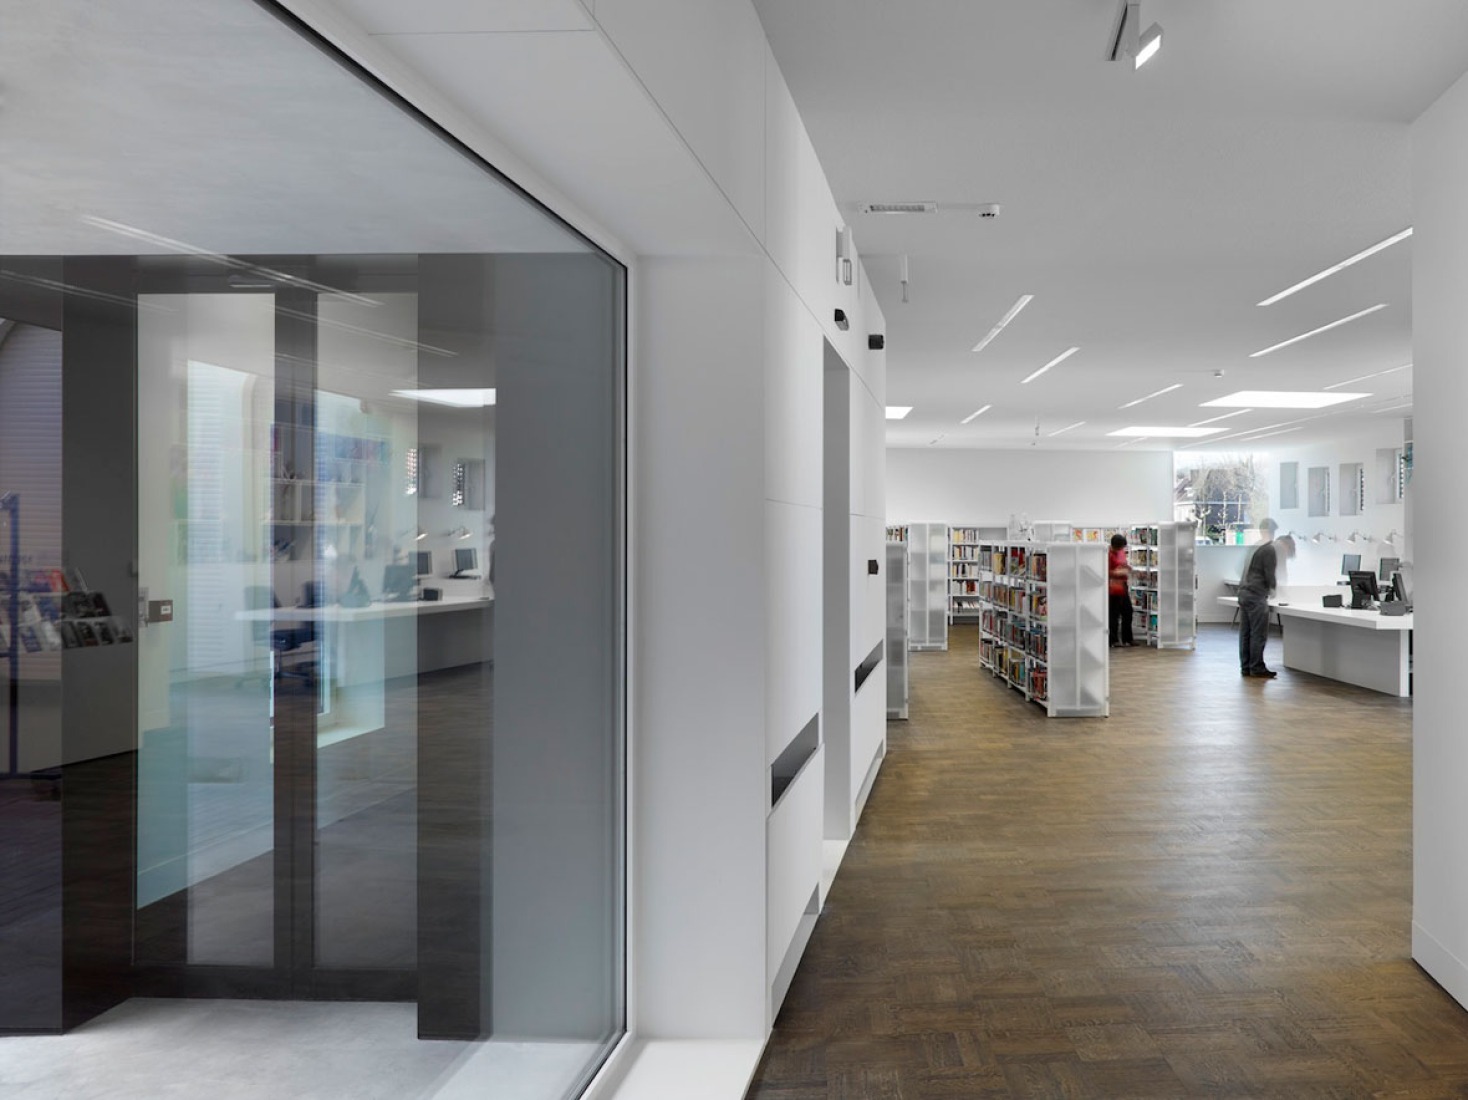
[980,611,1049,660]
[977,642,1048,702]
[1,567,87,596]
[2,616,134,656]
[1,588,114,624]
[978,583,1048,618]
[978,545,1048,580]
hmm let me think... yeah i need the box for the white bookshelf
[1045,542,1111,717]
[1127,524,1160,645]
[948,525,985,622]
[1156,520,1198,649]
[907,522,948,651]
[885,541,909,719]
[975,540,1109,718]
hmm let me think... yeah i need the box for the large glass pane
[136,292,277,968]
[0,317,64,1030]
[1,0,625,1091]
[313,293,422,972]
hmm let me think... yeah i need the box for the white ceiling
[751,0,1468,451]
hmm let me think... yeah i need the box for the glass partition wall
[0,2,625,1097]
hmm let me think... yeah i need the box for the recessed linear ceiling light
[1115,437,1149,448]
[1249,304,1388,358]
[1119,383,1182,410]
[1374,401,1414,415]
[1048,421,1085,437]
[1258,228,1413,307]
[885,406,913,420]
[1201,390,1369,409]
[1108,426,1225,438]
[1323,363,1411,391]
[391,388,497,408]
[1021,346,1079,385]
[1189,408,1253,427]
[1237,426,1305,443]
[960,404,993,424]
[971,294,1034,353]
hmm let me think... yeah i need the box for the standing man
[1238,518,1293,678]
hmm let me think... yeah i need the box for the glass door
[133,273,416,1000]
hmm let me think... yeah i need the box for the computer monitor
[1378,556,1399,581]
[1392,568,1412,608]
[414,550,433,576]
[452,547,478,578]
[1341,553,1361,576]
[1347,570,1379,609]
[382,563,415,600]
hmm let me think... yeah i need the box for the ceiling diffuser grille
[857,201,1000,217]
[858,201,938,214]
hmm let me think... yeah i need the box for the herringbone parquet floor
[746,623,1468,1099]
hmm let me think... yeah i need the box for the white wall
[1411,66,1468,1011]
[886,448,1174,527]
[1258,425,1409,588]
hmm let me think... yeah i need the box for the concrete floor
[0,998,603,1100]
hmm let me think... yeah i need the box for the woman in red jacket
[1108,532,1135,648]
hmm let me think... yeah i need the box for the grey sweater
[1239,541,1278,597]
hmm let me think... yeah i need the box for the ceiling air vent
[858,201,938,215]
[857,201,1001,218]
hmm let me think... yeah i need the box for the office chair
[238,584,317,691]
[274,593,318,690]
[238,584,279,689]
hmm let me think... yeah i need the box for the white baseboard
[587,1040,765,1100]
[1413,921,1468,1008]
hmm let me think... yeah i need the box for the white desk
[240,595,493,739]
[258,593,490,623]
[1218,596,1412,697]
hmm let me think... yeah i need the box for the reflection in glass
[3,0,626,1088]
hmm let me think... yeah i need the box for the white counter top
[1218,595,1411,631]
[240,594,491,622]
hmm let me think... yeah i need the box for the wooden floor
[746,623,1468,1098]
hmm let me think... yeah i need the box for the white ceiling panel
[752,0,1467,450]
[334,0,594,35]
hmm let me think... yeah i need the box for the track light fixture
[836,226,854,286]
[1107,1,1163,69]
